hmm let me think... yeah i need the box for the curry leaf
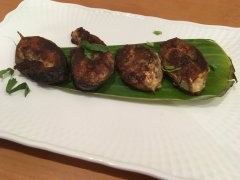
[6,78,17,92]
[84,48,93,60]
[0,68,14,78]
[162,66,182,72]
[81,40,109,53]
[146,42,155,47]
[6,78,30,97]
[153,31,162,35]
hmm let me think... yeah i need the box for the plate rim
[0,130,186,180]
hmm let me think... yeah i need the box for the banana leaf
[58,39,236,101]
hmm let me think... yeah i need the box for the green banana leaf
[58,39,236,101]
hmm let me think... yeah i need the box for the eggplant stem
[17,31,24,39]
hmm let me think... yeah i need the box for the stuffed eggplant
[116,45,163,92]
[159,38,210,94]
[15,32,68,84]
[70,27,114,91]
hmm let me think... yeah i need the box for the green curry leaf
[6,78,30,97]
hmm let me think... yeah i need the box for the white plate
[1,0,240,179]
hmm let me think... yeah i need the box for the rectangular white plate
[0,0,240,179]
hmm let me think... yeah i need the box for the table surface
[0,0,240,179]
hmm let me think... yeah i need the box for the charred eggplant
[70,28,114,91]
[116,45,163,92]
[159,38,210,94]
[15,33,68,84]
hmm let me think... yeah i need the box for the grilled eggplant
[116,45,163,92]
[160,38,210,94]
[71,27,105,46]
[15,33,68,84]
[70,27,114,91]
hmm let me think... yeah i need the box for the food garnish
[80,40,109,53]
[80,40,110,60]
[0,68,14,78]
[153,31,162,35]
[6,78,30,97]
[146,42,155,47]
[0,67,30,97]
[162,66,182,73]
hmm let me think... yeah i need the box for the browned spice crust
[15,36,68,84]
[159,38,210,94]
[116,45,162,92]
[70,27,114,91]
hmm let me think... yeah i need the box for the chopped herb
[81,41,109,53]
[80,41,110,60]
[0,68,14,78]
[13,82,30,97]
[153,31,162,35]
[209,64,217,71]
[162,65,181,72]
[6,78,30,97]
[146,42,155,47]
[163,65,176,69]
[84,48,93,60]
[1,68,30,97]
[6,78,17,92]
[143,42,158,53]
